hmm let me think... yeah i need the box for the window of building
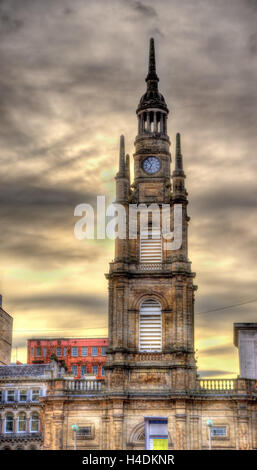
[77,426,93,440]
[82,347,88,356]
[101,347,107,356]
[81,366,87,376]
[30,413,40,433]
[140,230,162,264]
[43,347,47,357]
[92,366,98,376]
[101,366,105,376]
[19,390,27,402]
[211,426,226,437]
[56,347,62,357]
[31,389,40,402]
[72,365,78,376]
[63,347,67,356]
[5,413,14,433]
[7,390,15,402]
[36,347,41,356]
[72,347,78,357]
[18,413,26,433]
[144,418,168,450]
[92,347,98,356]
[139,299,162,352]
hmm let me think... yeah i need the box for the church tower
[105,38,197,394]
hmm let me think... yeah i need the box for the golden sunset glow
[1,0,256,379]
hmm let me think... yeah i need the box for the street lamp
[71,424,80,450]
[206,419,213,450]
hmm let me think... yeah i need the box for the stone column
[108,282,114,349]
[154,112,157,132]
[175,412,187,449]
[52,417,64,450]
[116,283,124,348]
[160,113,163,133]
[147,113,150,132]
[238,417,250,450]
[113,415,124,450]
[101,415,110,450]
[163,115,167,134]
[43,416,52,449]
[190,415,200,449]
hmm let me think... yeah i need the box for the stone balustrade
[64,379,101,392]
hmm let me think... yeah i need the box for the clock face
[142,156,161,174]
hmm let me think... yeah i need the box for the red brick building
[27,338,108,380]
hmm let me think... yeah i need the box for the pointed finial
[119,135,125,174]
[146,38,159,83]
[173,132,185,176]
[125,153,130,182]
[176,133,181,157]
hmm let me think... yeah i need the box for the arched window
[30,413,40,433]
[139,299,162,352]
[18,412,26,433]
[5,413,14,433]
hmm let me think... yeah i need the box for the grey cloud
[0,0,256,373]
[9,293,107,311]
[130,1,157,18]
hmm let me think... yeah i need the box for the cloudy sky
[0,0,257,377]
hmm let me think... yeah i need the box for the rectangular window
[19,390,27,402]
[82,347,88,356]
[72,347,78,357]
[92,366,98,376]
[56,347,62,357]
[18,414,26,432]
[81,366,87,376]
[140,230,162,264]
[101,347,107,356]
[7,390,15,402]
[31,389,40,402]
[77,426,92,440]
[72,365,78,376]
[43,347,47,357]
[92,347,98,356]
[211,427,226,437]
[139,300,162,352]
[101,366,105,376]
[63,347,67,356]
[36,347,41,356]
[145,418,168,450]
[5,415,14,433]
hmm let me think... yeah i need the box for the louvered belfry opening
[140,230,162,264]
[139,299,162,352]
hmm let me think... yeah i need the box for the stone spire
[118,134,125,176]
[115,135,130,202]
[125,153,130,184]
[173,133,185,177]
[145,37,159,85]
[137,38,168,115]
